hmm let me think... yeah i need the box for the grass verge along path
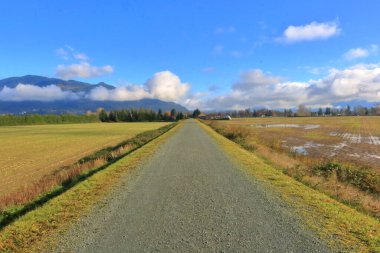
[0,123,182,253]
[199,121,380,252]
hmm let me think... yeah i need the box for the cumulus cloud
[55,46,112,79]
[0,84,79,101]
[232,69,282,91]
[200,64,380,110]
[280,21,340,43]
[88,71,190,102]
[56,62,114,80]
[87,85,150,101]
[145,71,190,101]
[315,64,380,102]
[0,71,190,103]
[344,44,378,60]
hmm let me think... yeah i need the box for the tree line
[204,105,380,118]
[0,114,99,126]
[98,108,185,122]
[0,107,187,126]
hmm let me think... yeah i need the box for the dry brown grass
[201,121,380,252]
[205,118,380,218]
[216,116,380,170]
[0,123,176,230]
[0,123,182,253]
[0,122,169,198]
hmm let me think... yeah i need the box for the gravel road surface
[55,119,331,253]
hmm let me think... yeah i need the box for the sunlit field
[0,122,169,197]
[211,116,380,170]
[205,116,380,217]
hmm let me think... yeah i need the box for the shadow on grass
[0,123,177,230]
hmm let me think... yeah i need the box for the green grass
[0,122,182,253]
[0,122,169,197]
[200,121,380,252]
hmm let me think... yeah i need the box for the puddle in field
[330,132,380,145]
[254,124,320,130]
[290,141,324,155]
[304,125,321,130]
[291,146,308,155]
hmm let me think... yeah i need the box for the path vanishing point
[55,119,330,253]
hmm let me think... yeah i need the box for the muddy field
[209,117,380,171]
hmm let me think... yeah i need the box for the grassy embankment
[200,120,380,252]
[0,122,181,252]
[204,117,380,219]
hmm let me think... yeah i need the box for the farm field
[205,116,380,217]
[208,116,380,170]
[0,122,169,197]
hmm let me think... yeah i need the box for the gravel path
[55,119,331,253]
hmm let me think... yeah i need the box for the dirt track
[55,120,330,252]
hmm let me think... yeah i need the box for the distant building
[198,113,207,120]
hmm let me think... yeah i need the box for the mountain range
[0,75,188,114]
[0,75,115,92]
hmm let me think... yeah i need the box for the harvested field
[0,122,169,197]
[205,116,380,217]
[210,117,380,170]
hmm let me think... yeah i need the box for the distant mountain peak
[0,75,116,92]
[0,75,188,114]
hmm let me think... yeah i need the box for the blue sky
[1,1,380,109]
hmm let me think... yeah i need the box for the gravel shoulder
[55,119,331,253]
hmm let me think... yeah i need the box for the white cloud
[87,85,150,101]
[344,44,378,60]
[88,71,190,103]
[232,69,282,91]
[344,48,369,60]
[317,64,380,102]
[55,46,111,79]
[280,21,340,43]
[56,62,114,79]
[0,84,79,101]
[56,46,89,61]
[199,64,380,110]
[145,71,190,101]
[74,53,89,61]
[56,48,70,60]
[0,71,190,103]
